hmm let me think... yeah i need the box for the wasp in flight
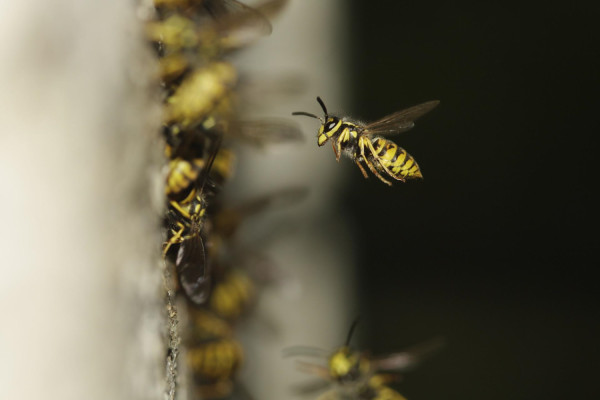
[284,320,443,400]
[293,97,439,186]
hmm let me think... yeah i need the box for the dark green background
[344,2,598,400]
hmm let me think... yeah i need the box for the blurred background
[341,2,599,400]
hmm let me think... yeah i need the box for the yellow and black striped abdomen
[187,338,244,380]
[166,158,204,202]
[370,137,422,180]
[209,270,255,320]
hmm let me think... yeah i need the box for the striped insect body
[293,97,438,185]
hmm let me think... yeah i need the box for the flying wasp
[293,97,439,186]
[284,321,443,400]
[163,137,222,304]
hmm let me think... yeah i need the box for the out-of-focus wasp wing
[209,0,290,51]
[363,100,440,136]
[282,345,330,359]
[232,119,305,147]
[371,337,445,372]
[214,186,308,239]
[177,235,211,304]
[314,389,342,400]
[290,379,331,396]
[205,0,285,33]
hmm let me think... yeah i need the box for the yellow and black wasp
[186,307,245,399]
[293,97,439,185]
[163,136,223,304]
[148,0,288,85]
[206,186,308,320]
[284,321,443,400]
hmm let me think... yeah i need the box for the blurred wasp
[163,136,222,304]
[207,187,308,320]
[165,122,303,206]
[148,0,288,84]
[284,320,443,400]
[153,0,286,22]
[293,97,439,186]
[166,148,235,203]
[186,308,245,399]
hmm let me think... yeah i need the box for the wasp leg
[163,222,185,258]
[359,137,392,186]
[335,135,343,162]
[364,139,406,183]
[363,157,392,186]
[355,159,369,178]
[331,140,340,161]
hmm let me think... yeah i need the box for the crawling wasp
[149,0,288,84]
[166,148,235,203]
[284,321,443,400]
[186,308,245,399]
[163,137,222,304]
[207,187,308,320]
[293,97,439,186]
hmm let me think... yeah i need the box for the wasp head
[293,96,341,146]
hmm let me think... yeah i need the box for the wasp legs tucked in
[358,137,393,186]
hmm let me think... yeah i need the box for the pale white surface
[0,1,163,400]
[0,1,355,400]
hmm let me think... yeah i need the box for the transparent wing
[204,0,278,34]
[290,379,331,396]
[282,345,330,359]
[371,337,445,371]
[176,235,211,304]
[363,100,439,136]
[232,119,305,146]
[214,186,308,239]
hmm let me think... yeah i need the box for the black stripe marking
[390,147,401,164]
[377,142,388,157]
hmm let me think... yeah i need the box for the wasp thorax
[328,347,370,383]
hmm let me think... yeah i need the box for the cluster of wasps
[147,0,441,399]
[146,0,306,399]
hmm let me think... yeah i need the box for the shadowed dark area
[344,1,599,399]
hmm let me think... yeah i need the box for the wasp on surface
[293,97,439,186]
[166,147,235,203]
[149,0,288,85]
[284,321,443,400]
[163,136,222,304]
[186,308,245,399]
[205,186,308,320]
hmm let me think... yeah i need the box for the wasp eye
[325,121,337,131]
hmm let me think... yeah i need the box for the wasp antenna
[292,111,324,123]
[198,135,223,195]
[316,96,328,117]
[345,317,361,347]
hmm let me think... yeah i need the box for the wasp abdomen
[187,338,244,379]
[371,137,422,180]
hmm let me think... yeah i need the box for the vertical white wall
[0,1,164,400]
